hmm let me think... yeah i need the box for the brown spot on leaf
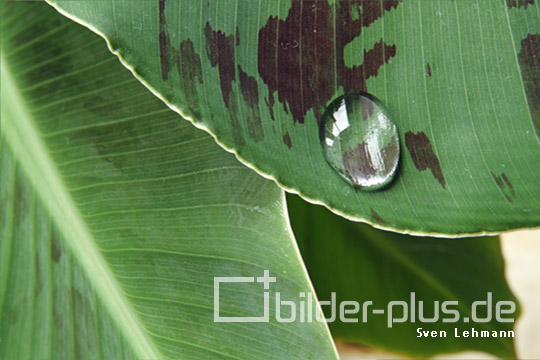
[258,1,401,124]
[342,136,399,188]
[203,23,249,145]
[265,96,276,120]
[371,208,389,226]
[426,63,432,77]
[159,0,172,81]
[491,171,517,202]
[238,65,264,141]
[405,131,446,188]
[518,34,540,139]
[506,0,535,8]
[283,132,292,148]
[178,39,203,118]
[159,32,170,81]
[501,173,516,196]
[205,22,236,107]
[238,65,259,108]
[343,143,378,181]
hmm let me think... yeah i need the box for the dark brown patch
[342,137,399,187]
[371,208,389,226]
[159,32,170,81]
[518,34,540,139]
[159,0,172,81]
[51,230,62,263]
[426,63,432,77]
[205,22,236,107]
[265,96,275,120]
[343,143,378,180]
[257,1,401,124]
[238,65,264,141]
[203,23,250,145]
[501,173,516,197]
[238,65,259,108]
[491,171,517,202]
[405,131,446,189]
[283,132,292,148]
[506,0,535,8]
[178,39,203,118]
[35,254,43,296]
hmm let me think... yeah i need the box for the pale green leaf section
[0,1,338,359]
[2,56,162,360]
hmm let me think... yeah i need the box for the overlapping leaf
[0,1,337,358]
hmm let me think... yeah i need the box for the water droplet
[320,92,400,190]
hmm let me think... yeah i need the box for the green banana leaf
[0,1,337,358]
[288,194,519,359]
[45,0,540,235]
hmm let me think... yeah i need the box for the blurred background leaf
[288,194,519,359]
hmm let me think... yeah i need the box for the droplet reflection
[320,92,400,190]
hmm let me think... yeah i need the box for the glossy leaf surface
[46,0,540,235]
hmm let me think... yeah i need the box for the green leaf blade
[45,0,540,235]
[0,1,338,358]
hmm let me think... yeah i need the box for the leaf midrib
[1,54,163,360]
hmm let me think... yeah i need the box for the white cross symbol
[256,270,276,289]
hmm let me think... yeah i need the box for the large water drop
[320,93,400,190]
